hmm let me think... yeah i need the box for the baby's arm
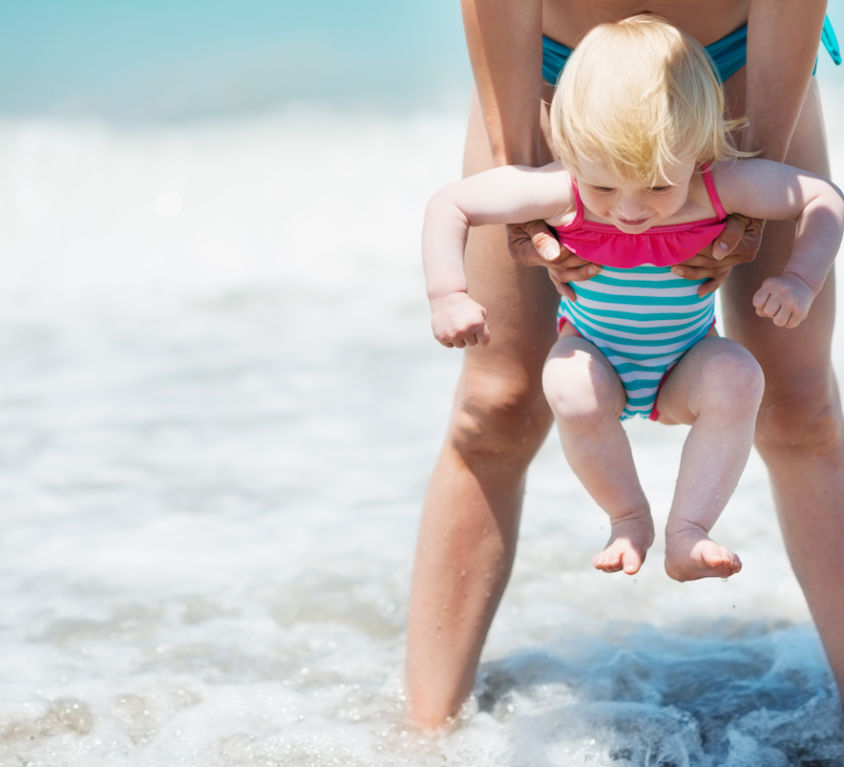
[716,160,844,328]
[422,163,570,347]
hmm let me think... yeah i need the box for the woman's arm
[671,0,828,292]
[460,0,602,293]
[460,0,549,167]
[742,0,827,160]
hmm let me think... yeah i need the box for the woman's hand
[507,221,600,300]
[670,214,764,296]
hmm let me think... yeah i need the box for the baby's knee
[542,355,621,425]
[697,344,765,415]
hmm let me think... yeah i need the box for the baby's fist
[430,292,490,348]
[752,274,814,329]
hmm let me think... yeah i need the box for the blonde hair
[549,14,748,185]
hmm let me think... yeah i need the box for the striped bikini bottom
[558,265,716,421]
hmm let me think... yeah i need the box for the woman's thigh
[458,89,561,406]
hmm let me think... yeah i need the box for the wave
[0,108,466,316]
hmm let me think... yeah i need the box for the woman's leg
[406,90,560,727]
[542,331,654,574]
[721,78,844,699]
[655,336,764,581]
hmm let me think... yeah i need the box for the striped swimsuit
[555,166,727,420]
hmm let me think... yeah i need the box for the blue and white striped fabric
[559,265,715,420]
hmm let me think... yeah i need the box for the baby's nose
[616,195,647,219]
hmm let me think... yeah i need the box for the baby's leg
[543,331,654,575]
[655,336,765,581]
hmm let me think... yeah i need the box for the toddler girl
[422,15,844,581]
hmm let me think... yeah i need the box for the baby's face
[574,156,696,233]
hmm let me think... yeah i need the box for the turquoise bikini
[542,16,841,85]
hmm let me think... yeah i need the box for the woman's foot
[593,510,655,575]
[664,526,742,581]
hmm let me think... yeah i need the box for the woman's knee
[755,374,844,457]
[449,373,553,463]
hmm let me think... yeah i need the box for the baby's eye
[650,185,673,193]
[591,186,615,193]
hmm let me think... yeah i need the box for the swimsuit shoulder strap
[700,162,727,220]
[567,177,585,227]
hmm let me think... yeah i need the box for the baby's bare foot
[593,511,655,575]
[664,527,742,581]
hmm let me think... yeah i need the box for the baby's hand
[430,292,490,348]
[752,273,815,328]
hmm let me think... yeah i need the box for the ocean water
[1,3,844,765]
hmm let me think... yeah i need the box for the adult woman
[406,0,843,728]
